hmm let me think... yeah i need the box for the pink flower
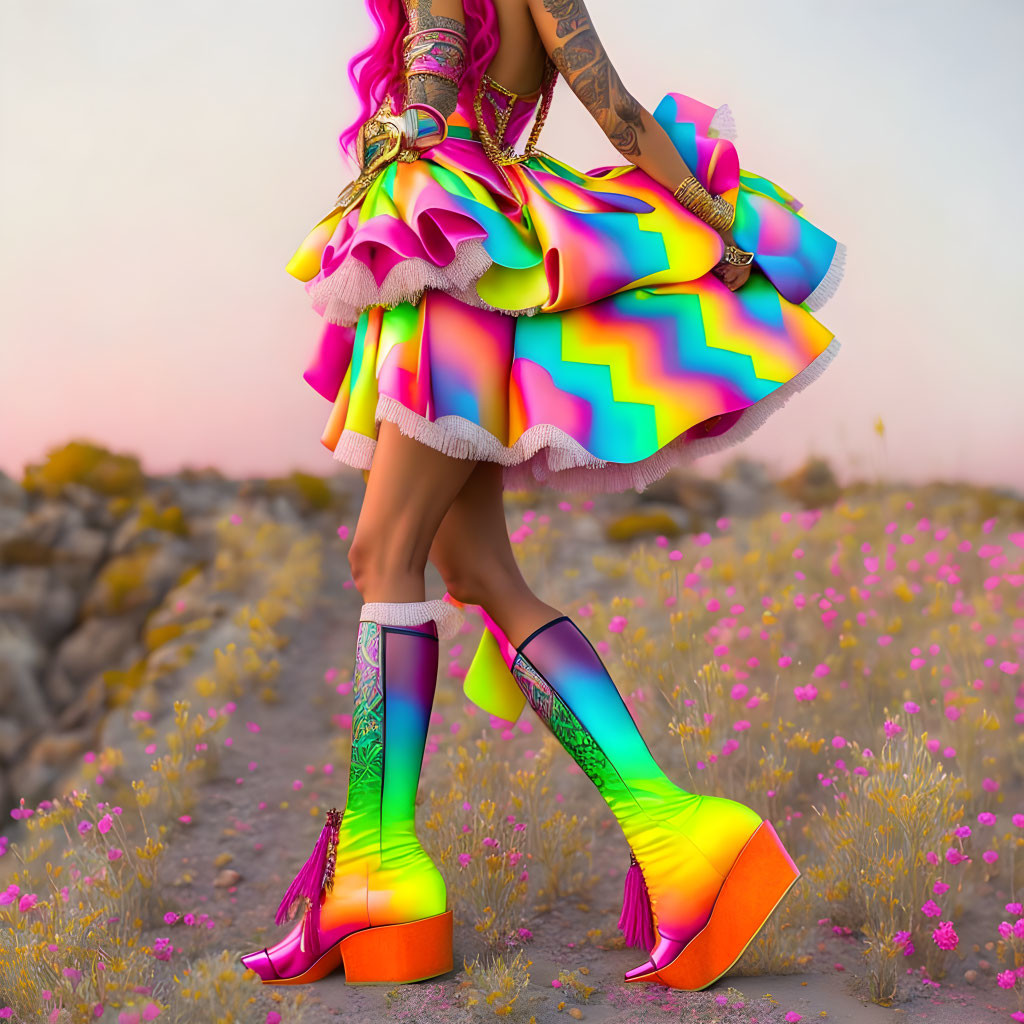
[1013,814,1024,828]
[945,848,966,866]
[18,893,38,913]
[998,970,1017,990]
[97,814,113,835]
[832,736,846,748]
[932,920,959,951]
[1006,902,1024,915]
[977,812,997,826]
[77,820,93,835]
[163,912,179,924]
[457,853,472,868]
[784,1014,803,1023]
[903,701,920,713]
[893,930,912,947]
[107,848,123,861]
[518,928,532,940]
[983,850,999,864]
[921,899,942,918]
[933,881,949,895]
[266,1014,282,1024]
[954,825,971,838]
[883,720,903,739]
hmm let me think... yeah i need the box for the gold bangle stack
[673,174,736,232]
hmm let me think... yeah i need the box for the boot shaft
[343,617,440,856]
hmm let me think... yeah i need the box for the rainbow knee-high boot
[239,597,463,985]
[459,607,800,992]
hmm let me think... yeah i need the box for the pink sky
[2,2,1022,490]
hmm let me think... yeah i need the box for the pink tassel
[275,808,342,926]
[618,850,656,951]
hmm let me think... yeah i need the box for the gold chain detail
[472,58,558,191]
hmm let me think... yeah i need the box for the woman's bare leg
[427,460,563,648]
[348,419,482,602]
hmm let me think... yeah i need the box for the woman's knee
[348,524,429,594]
[429,550,522,607]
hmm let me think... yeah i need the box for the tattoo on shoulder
[544,0,645,158]
[403,0,466,35]
[541,0,589,37]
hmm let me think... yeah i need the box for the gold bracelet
[673,175,735,232]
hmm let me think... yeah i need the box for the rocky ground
[3,448,1023,1023]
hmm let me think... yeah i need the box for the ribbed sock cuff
[358,596,465,640]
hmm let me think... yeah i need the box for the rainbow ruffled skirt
[288,91,844,493]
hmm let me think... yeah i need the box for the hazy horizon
[2,0,1022,490]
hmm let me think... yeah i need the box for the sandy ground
[144,528,1020,1024]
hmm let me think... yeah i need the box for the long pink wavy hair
[338,0,500,163]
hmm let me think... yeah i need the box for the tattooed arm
[401,0,468,121]
[524,0,731,239]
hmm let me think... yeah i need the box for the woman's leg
[348,418,481,601]
[428,462,794,991]
[427,459,562,647]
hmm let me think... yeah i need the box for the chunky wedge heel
[626,820,800,990]
[240,603,462,988]
[341,909,454,984]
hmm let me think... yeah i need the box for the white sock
[358,596,465,640]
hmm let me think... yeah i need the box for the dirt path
[147,527,1014,1024]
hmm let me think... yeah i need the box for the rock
[82,541,191,617]
[26,727,95,766]
[0,472,25,508]
[32,582,79,647]
[55,674,105,731]
[62,482,116,530]
[977,959,993,974]
[51,526,108,590]
[0,717,25,762]
[214,869,242,888]
[0,622,52,730]
[633,474,682,505]
[780,456,841,509]
[0,566,50,618]
[672,473,726,523]
[53,613,142,685]
[8,725,99,800]
[963,969,978,985]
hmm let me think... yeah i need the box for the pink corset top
[453,68,552,153]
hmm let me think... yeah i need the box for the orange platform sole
[259,909,454,986]
[625,820,800,991]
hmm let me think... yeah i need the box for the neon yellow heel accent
[463,625,527,721]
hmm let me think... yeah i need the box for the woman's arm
[401,0,468,121]
[525,0,709,210]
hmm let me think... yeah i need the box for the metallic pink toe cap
[624,959,658,980]
[240,948,278,981]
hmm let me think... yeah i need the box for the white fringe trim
[804,239,847,312]
[331,335,842,495]
[359,597,464,640]
[308,238,496,328]
[709,102,737,142]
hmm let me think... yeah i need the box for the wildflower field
[1,465,1023,1024]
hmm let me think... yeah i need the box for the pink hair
[338,0,500,162]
